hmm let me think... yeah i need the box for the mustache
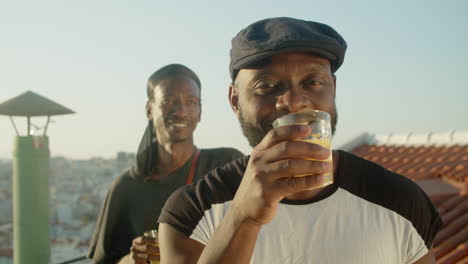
[258,118,275,134]
[167,117,192,124]
[260,112,289,132]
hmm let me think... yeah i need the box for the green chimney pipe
[13,136,50,264]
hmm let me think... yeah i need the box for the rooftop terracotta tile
[348,138,468,264]
[434,226,468,260]
[434,214,468,246]
[426,192,467,264]
[437,242,468,264]
[350,144,468,185]
[440,200,468,228]
[437,194,468,215]
[416,179,460,199]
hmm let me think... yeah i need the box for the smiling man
[158,18,442,264]
[87,64,243,264]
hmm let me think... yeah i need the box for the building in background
[0,152,135,264]
[341,130,468,264]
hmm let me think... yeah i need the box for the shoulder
[336,150,428,203]
[106,167,142,194]
[200,147,244,161]
[159,156,249,236]
[195,148,245,177]
[171,155,248,205]
[336,150,442,248]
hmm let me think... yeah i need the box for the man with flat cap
[157,18,442,264]
[87,64,243,264]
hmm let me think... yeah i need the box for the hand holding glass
[143,229,160,264]
[272,110,333,188]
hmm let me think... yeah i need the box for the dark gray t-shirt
[87,147,244,264]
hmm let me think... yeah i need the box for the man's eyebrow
[302,62,330,72]
[250,71,276,79]
[242,71,278,89]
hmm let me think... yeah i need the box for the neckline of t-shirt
[280,184,338,205]
[279,150,346,205]
[142,149,203,183]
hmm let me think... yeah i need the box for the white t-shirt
[160,151,442,264]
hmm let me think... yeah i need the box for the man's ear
[332,75,337,99]
[145,101,152,120]
[196,100,202,123]
[229,84,240,114]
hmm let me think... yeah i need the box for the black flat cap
[229,17,347,80]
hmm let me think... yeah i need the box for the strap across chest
[185,149,201,185]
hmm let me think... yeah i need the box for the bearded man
[158,18,441,264]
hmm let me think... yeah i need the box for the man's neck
[151,139,196,180]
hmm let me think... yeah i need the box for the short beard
[238,109,270,148]
[237,105,338,148]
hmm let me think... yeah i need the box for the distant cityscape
[0,152,136,264]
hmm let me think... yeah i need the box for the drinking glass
[143,229,160,264]
[273,110,333,188]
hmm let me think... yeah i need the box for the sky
[1,0,467,159]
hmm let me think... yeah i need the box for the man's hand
[195,124,333,264]
[231,124,331,226]
[121,235,160,264]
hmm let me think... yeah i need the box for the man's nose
[275,88,312,113]
[171,101,189,117]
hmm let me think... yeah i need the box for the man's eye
[304,79,322,86]
[188,99,200,105]
[303,79,324,93]
[254,83,279,95]
[162,98,175,105]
